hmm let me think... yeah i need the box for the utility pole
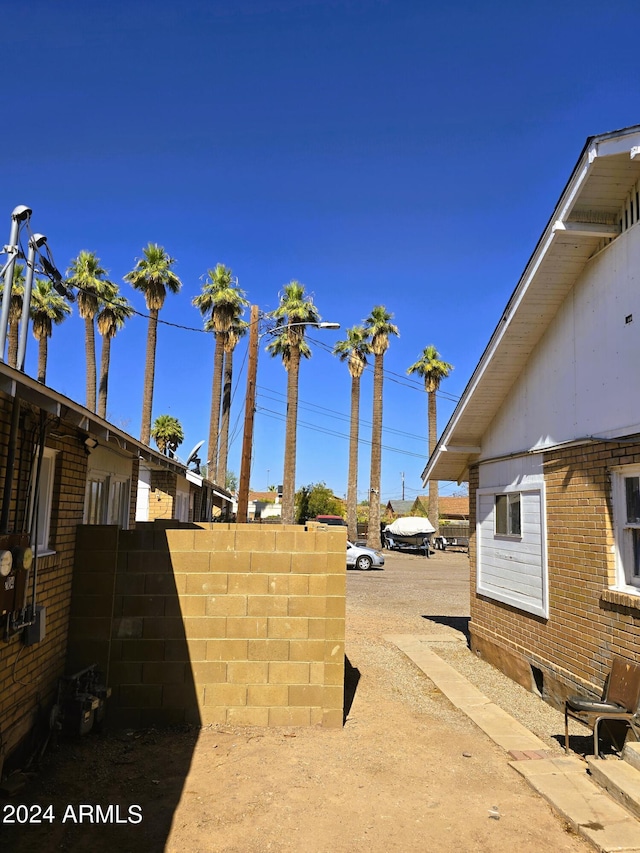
[237,304,259,523]
[401,471,405,501]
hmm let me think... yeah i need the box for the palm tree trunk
[282,347,300,525]
[218,347,233,488]
[140,309,158,444]
[367,353,383,549]
[347,373,361,542]
[8,321,18,368]
[208,332,224,482]
[98,334,111,420]
[428,389,439,536]
[37,336,47,384]
[85,316,97,412]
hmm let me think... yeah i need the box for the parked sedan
[346,541,385,571]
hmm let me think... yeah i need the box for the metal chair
[565,656,640,758]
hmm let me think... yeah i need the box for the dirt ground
[0,550,593,853]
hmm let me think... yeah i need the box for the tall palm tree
[193,264,247,480]
[333,325,371,542]
[408,345,453,536]
[151,414,184,456]
[66,251,115,412]
[96,292,134,419]
[364,305,399,549]
[0,262,26,368]
[217,316,248,489]
[29,277,72,383]
[267,281,320,525]
[124,243,182,444]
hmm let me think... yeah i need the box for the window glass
[495,493,521,536]
[509,494,521,536]
[626,477,640,523]
[30,448,57,553]
[495,494,508,535]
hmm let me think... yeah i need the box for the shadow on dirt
[344,656,361,723]
[421,615,471,646]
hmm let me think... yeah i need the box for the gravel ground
[1,547,594,853]
[348,547,588,753]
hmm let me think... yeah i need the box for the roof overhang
[0,361,216,485]
[422,125,640,485]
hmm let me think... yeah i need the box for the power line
[256,406,428,461]
[256,386,427,444]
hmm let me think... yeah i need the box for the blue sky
[4,0,640,503]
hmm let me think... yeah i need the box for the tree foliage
[294,482,343,524]
[150,414,184,456]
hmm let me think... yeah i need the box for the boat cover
[384,516,435,536]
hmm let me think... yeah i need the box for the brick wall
[68,522,346,728]
[0,405,88,771]
[148,470,176,521]
[469,440,640,706]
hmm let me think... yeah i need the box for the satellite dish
[185,440,205,470]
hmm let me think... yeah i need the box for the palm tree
[96,292,134,419]
[364,305,399,549]
[217,317,248,489]
[408,345,453,536]
[193,264,247,480]
[267,281,320,525]
[151,414,184,456]
[333,325,371,542]
[66,251,115,412]
[0,263,26,368]
[124,243,182,444]
[29,277,72,383]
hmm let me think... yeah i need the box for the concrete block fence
[68,522,347,729]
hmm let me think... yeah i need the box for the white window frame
[612,464,640,592]
[30,447,57,556]
[84,472,131,529]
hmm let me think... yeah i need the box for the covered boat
[383,516,435,551]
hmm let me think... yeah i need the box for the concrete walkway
[388,633,640,853]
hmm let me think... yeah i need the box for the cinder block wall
[68,522,346,728]
[469,440,640,707]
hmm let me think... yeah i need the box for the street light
[236,307,340,523]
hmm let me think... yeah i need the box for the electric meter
[0,550,13,577]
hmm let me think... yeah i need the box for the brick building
[423,125,640,706]
[0,362,230,774]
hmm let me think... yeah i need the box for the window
[84,474,130,528]
[30,447,57,554]
[495,492,521,536]
[613,466,640,589]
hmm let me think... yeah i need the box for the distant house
[423,124,640,706]
[413,495,469,524]
[385,499,416,517]
[385,495,469,524]
[248,489,282,520]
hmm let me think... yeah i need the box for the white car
[346,541,385,571]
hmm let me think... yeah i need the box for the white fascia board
[186,470,203,487]
[594,131,640,159]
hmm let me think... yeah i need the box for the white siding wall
[477,457,548,618]
[136,465,151,522]
[482,224,640,459]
